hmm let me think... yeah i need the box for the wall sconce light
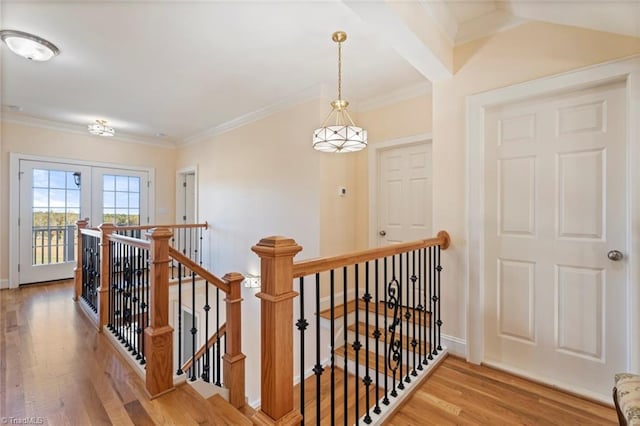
[72,171,81,187]
[243,273,261,288]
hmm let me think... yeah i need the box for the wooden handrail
[108,233,151,250]
[180,323,227,373]
[292,230,450,278]
[114,221,208,231]
[168,247,230,294]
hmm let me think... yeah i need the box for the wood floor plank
[386,356,617,425]
[124,400,155,426]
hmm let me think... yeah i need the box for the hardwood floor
[2,280,618,425]
[0,280,248,425]
[386,356,617,425]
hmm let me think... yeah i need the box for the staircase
[305,295,448,424]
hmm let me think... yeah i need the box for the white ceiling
[1,1,638,146]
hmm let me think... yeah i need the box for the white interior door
[18,160,92,284]
[377,142,432,245]
[177,172,196,224]
[483,80,627,399]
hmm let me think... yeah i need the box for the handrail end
[437,230,451,250]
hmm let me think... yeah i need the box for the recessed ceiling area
[1,1,638,146]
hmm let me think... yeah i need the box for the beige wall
[432,22,640,343]
[176,98,360,405]
[0,121,177,284]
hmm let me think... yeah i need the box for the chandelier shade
[313,31,367,153]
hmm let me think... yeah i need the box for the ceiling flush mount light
[313,31,367,153]
[0,30,59,61]
[88,119,115,137]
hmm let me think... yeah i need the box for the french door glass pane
[103,174,141,225]
[31,168,80,265]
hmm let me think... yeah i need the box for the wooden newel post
[223,272,247,409]
[97,223,116,331]
[144,227,175,398]
[251,236,303,426]
[74,218,89,301]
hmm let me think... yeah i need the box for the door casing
[467,57,640,381]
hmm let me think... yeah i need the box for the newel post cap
[75,217,90,228]
[149,227,173,240]
[251,236,303,258]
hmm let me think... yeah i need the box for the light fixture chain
[337,40,342,101]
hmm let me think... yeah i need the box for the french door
[18,161,92,284]
[17,159,150,285]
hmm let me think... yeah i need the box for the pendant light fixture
[313,31,367,153]
[0,30,59,61]
[88,119,115,137]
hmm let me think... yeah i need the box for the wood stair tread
[319,299,431,323]
[334,345,386,371]
[179,383,252,425]
[347,321,429,350]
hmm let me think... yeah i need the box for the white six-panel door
[377,142,433,245]
[484,80,627,398]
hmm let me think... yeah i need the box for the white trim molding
[466,56,640,374]
[0,279,8,290]
[368,133,433,248]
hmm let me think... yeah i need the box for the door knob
[379,230,386,236]
[608,250,624,261]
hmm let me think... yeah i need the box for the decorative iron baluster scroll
[386,275,402,398]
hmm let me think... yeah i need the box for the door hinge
[147,216,150,223]
[147,181,150,188]
[18,217,20,226]
[183,215,187,221]
[17,264,20,272]
[183,181,187,188]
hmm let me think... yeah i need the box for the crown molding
[355,82,432,112]
[1,111,176,149]
[179,85,324,147]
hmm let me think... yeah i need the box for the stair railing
[252,231,450,425]
[73,221,245,406]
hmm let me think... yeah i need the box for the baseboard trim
[442,334,466,357]
[482,359,612,405]
[0,279,8,289]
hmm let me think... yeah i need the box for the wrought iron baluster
[430,247,435,359]
[373,259,381,415]
[354,264,360,426]
[203,280,210,382]
[398,254,405,390]
[314,273,323,425]
[363,261,372,424]
[382,257,389,406]
[191,271,197,381]
[388,255,401,398]
[343,266,348,426]
[296,277,307,422]
[411,250,418,378]
[176,263,183,375]
[330,269,336,426]
[436,245,442,352]
[216,287,221,386]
